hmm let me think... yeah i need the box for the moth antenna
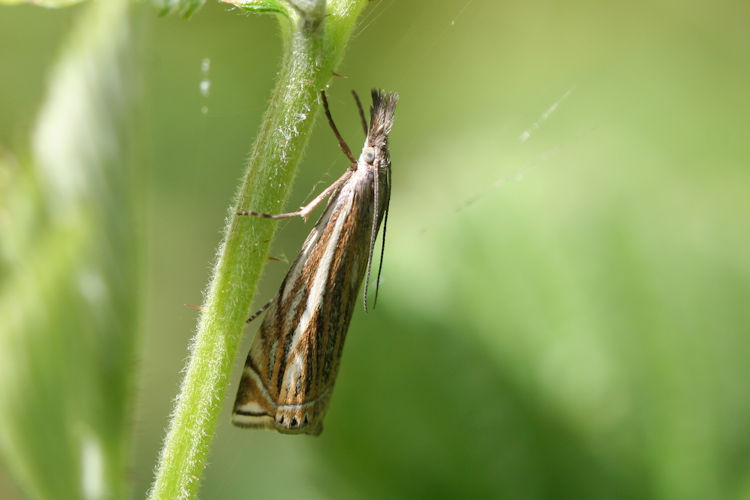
[363,170,381,312]
[320,90,356,164]
[351,90,368,136]
[372,168,391,309]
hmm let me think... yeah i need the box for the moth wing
[231,305,281,429]
[272,328,332,434]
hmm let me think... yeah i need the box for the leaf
[221,0,289,16]
[153,0,205,17]
[0,0,140,499]
[0,0,84,6]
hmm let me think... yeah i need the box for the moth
[232,88,398,435]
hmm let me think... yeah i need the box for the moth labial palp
[232,88,399,435]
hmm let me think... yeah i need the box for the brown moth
[232,89,398,435]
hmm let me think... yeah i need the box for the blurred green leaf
[0,0,83,6]
[153,0,205,17]
[0,0,140,499]
[221,0,288,17]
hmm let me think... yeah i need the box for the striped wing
[232,166,389,434]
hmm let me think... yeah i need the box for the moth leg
[246,298,273,323]
[237,168,353,222]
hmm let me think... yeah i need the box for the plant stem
[148,1,367,498]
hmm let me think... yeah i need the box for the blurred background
[2,0,750,498]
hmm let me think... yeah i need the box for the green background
[2,0,750,498]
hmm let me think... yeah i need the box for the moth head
[365,89,398,148]
[359,145,383,167]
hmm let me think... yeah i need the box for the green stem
[148,1,367,498]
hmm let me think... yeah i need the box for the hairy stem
[148,1,367,498]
